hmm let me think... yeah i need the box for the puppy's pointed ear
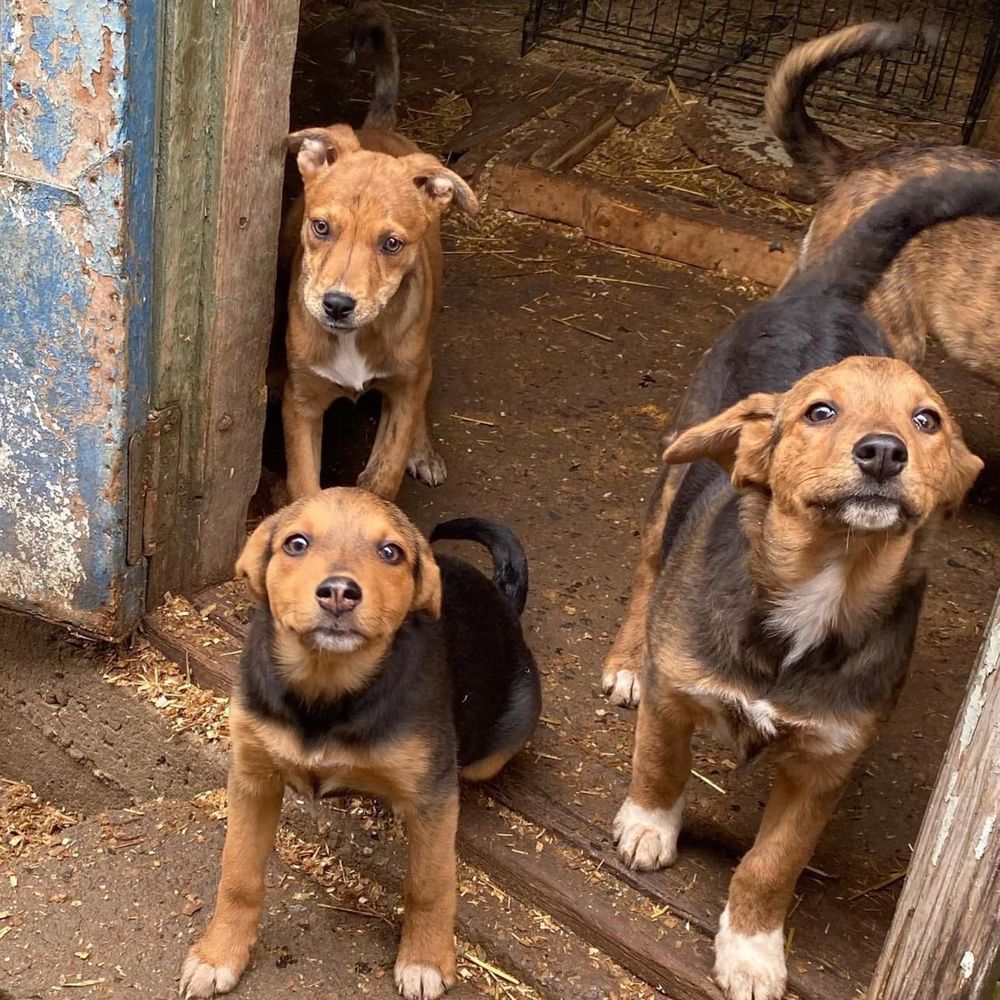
[663,392,780,489]
[235,513,281,602]
[402,153,479,216]
[410,533,442,620]
[287,126,361,182]
[940,428,984,518]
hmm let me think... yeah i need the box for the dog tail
[765,21,919,188]
[812,169,1000,303]
[430,518,529,616]
[348,1,399,129]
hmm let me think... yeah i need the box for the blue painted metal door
[0,0,157,638]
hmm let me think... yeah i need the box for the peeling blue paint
[0,0,157,637]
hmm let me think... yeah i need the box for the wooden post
[869,590,1000,1000]
[149,0,299,602]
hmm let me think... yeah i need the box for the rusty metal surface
[0,0,156,637]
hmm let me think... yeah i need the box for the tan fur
[614,357,981,984]
[766,23,1000,383]
[235,488,442,702]
[282,124,478,500]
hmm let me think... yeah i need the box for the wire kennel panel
[522,0,999,140]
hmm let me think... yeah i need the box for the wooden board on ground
[144,583,864,1000]
[487,163,797,288]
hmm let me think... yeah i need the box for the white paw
[613,796,683,871]
[394,962,448,1000]
[602,667,641,708]
[714,906,787,1000]
[407,448,447,488]
[180,954,240,998]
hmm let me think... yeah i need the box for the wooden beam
[487,162,797,288]
[149,0,298,603]
[869,590,1000,1000]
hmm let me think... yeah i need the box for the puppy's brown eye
[381,235,404,255]
[913,408,941,434]
[378,542,404,564]
[311,219,330,238]
[283,534,310,556]
[804,402,837,424]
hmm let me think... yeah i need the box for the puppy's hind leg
[614,684,693,871]
[395,791,459,1000]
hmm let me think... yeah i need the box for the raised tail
[430,518,529,616]
[764,22,919,188]
[348,1,399,129]
[809,169,1000,303]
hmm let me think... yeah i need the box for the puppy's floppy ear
[235,512,281,602]
[939,427,984,518]
[287,126,361,182]
[663,392,780,489]
[410,532,442,620]
[402,153,479,216]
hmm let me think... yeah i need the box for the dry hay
[577,89,813,228]
[104,619,230,750]
[0,779,81,863]
[400,90,472,156]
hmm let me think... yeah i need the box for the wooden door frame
[147,0,299,602]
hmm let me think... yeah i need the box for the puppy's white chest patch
[766,561,848,665]
[311,333,382,393]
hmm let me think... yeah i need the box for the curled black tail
[431,518,529,616]
[812,169,1000,303]
[347,1,399,129]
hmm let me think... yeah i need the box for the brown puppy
[282,6,478,500]
[603,172,996,1000]
[614,358,979,1000]
[765,20,1000,383]
[180,489,540,999]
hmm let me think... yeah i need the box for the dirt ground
[4,3,1000,999]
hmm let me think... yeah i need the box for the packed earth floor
[4,1,1000,997]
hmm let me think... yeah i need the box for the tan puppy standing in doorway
[282,4,478,500]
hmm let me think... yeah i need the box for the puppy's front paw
[613,796,683,871]
[714,906,787,1000]
[407,447,447,488]
[394,961,454,1000]
[602,667,641,708]
[179,950,243,998]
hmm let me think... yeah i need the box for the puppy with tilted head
[604,171,997,1000]
[766,20,1000,384]
[181,489,540,1000]
[281,2,479,502]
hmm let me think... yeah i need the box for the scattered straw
[0,779,81,862]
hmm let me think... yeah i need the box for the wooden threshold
[144,584,866,1000]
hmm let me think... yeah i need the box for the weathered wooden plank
[487,163,797,288]
[180,586,855,1000]
[869,590,1000,1000]
[147,0,227,604]
[458,793,725,1000]
[193,0,299,592]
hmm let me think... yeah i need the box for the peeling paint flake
[974,815,995,861]
[960,951,975,981]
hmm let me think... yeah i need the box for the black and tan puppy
[605,172,997,1000]
[181,489,540,1000]
[766,21,1000,384]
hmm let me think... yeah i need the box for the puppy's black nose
[316,576,362,615]
[852,433,908,482]
[322,291,356,323]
